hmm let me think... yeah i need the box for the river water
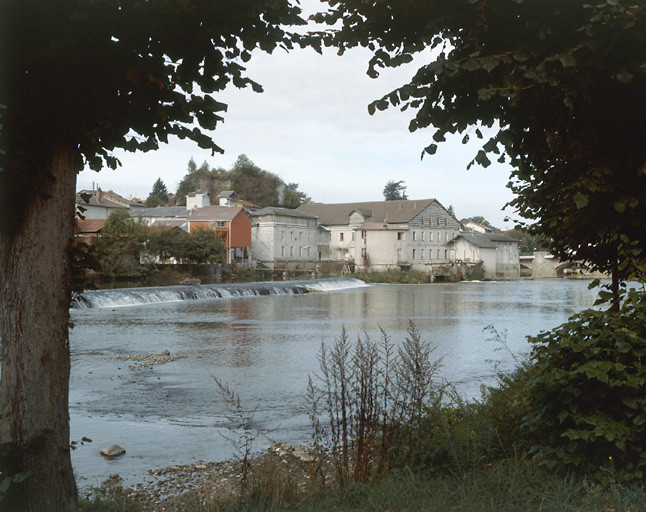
[68,278,597,488]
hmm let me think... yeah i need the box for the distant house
[187,206,251,264]
[76,188,139,219]
[217,190,260,211]
[250,207,318,267]
[460,218,495,234]
[74,219,106,245]
[298,199,460,272]
[447,232,520,279]
[187,190,211,211]
[130,205,189,226]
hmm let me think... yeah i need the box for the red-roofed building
[187,206,251,264]
[74,219,106,245]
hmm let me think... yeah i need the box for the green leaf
[573,193,589,209]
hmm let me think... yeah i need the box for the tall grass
[307,322,445,486]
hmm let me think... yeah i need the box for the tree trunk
[0,143,78,511]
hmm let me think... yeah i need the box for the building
[298,199,460,272]
[187,190,211,211]
[460,218,495,234]
[76,188,140,219]
[250,207,318,268]
[217,190,260,211]
[130,205,189,226]
[447,232,520,279]
[74,219,106,245]
[187,206,251,264]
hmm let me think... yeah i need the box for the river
[68,278,597,488]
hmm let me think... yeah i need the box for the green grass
[162,460,646,512]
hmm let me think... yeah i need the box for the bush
[522,289,646,481]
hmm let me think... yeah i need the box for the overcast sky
[77,29,519,228]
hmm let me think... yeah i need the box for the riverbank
[81,447,646,512]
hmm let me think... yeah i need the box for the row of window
[411,231,457,242]
[411,248,451,260]
[280,246,311,258]
[281,230,310,242]
[340,231,458,242]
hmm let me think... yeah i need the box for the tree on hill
[146,178,170,207]
[175,154,311,208]
[0,1,305,508]
[317,0,646,304]
[383,180,408,201]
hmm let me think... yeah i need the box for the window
[361,230,366,239]
[437,249,441,259]
[412,249,416,259]
[429,232,433,242]
[340,232,344,242]
[351,231,355,241]
[281,246,285,257]
[413,231,417,241]
[444,249,448,259]
[361,248,367,257]
[397,232,404,241]
[290,246,293,257]
[299,247,302,257]
[421,249,424,259]
[421,232,425,241]
[444,232,448,242]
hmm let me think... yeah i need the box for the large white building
[298,199,461,272]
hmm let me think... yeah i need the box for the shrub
[522,289,646,481]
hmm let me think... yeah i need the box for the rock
[100,445,126,457]
[293,446,315,462]
[161,349,170,356]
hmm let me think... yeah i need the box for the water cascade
[71,277,369,309]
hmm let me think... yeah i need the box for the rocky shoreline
[92,442,319,511]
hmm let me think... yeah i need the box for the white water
[72,277,368,309]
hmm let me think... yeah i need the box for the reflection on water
[69,279,596,487]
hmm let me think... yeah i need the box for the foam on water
[71,278,369,309]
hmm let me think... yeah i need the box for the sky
[77,25,519,229]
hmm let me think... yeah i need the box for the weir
[71,277,369,309]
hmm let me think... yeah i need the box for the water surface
[69,279,596,487]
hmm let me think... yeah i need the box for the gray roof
[251,207,318,219]
[297,199,437,225]
[449,233,497,249]
[187,206,245,222]
[449,232,519,248]
[150,220,189,232]
[217,190,237,198]
[130,206,188,218]
[485,233,518,243]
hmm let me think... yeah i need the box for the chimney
[96,187,102,203]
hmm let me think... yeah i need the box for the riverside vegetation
[78,287,646,512]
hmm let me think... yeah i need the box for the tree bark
[0,143,78,511]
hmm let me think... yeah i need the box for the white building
[186,190,210,211]
[298,199,460,272]
[250,207,319,268]
[447,232,520,279]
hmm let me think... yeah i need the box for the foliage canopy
[383,180,407,201]
[316,0,646,278]
[1,0,307,229]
